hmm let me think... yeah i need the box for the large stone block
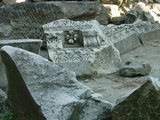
[0,39,42,88]
[0,39,42,54]
[0,46,112,120]
[0,2,64,39]
[43,19,122,76]
[0,1,108,39]
[112,77,160,120]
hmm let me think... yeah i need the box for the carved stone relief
[43,19,122,76]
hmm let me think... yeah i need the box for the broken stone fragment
[119,61,151,77]
[0,46,112,120]
[112,76,160,120]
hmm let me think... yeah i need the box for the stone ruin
[0,0,160,120]
[43,19,122,76]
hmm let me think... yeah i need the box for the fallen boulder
[0,46,112,120]
[112,76,160,120]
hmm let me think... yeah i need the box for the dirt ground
[79,39,160,105]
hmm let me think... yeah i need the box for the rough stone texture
[52,1,107,24]
[125,2,154,24]
[0,39,42,54]
[119,61,151,77]
[0,2,64,39]
[112,76,160,120]
[0,89,7,113]
[102,21,160,54]
[0,1,108,39]
[0,23,12,38]
[103,4,121,18]
[0,46,112,120]
[0,39,42,88]
[43,19,122,76]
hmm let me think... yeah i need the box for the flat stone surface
[1,46,112,120]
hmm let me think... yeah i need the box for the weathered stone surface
[112,76,160,120]
[0,39,42,54]
[0,39,42,88]
[109,16,125,25]
[0,89,6,113]
[125,2,154,24]
[0,2,64,39]
[45,1,108,25]
[0,46,112,120]
[95,4,109,25]
[103,4,121,18]
[0,56,7,88]
[43,19,122,76]
[0,23,12,38]
[0,1,108,39]
[102,21,160,54]
[119,61,151,77]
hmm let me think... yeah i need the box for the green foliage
[0,112,15,120]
